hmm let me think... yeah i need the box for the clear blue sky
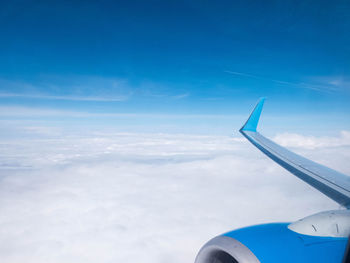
[0,0,349,135]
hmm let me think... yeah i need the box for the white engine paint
[288,210,350,237]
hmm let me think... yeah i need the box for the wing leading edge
[240,98,350,208]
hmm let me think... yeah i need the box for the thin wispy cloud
[0,93,128,102]
[224,70,341,93]
[0,77,192,103]
[172,93,190,99]
[310,76,350,91]
[224,70,259,79]
[0,76,132,102]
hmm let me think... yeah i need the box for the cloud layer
[0,131,349,263]
[274,131,350,149]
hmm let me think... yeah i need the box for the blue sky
[0,0,349,135]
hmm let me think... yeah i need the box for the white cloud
[0,106,241,119]
[0,76,132,102]
[274,131,350,149]
[0,131,349,262]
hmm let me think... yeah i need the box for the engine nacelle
[195,210,350,263]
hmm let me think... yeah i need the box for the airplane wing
[240,98,350,208]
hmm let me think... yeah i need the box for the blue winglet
[240,97,266,132]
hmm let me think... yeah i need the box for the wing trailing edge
[239,98,350,208]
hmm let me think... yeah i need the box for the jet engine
[195,210,350,263]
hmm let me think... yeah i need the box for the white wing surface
[240,98,350,208]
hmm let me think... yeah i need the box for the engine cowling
[195,211,350,263]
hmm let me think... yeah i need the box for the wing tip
[240,97,266,133]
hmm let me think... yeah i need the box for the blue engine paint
[223,223,348,263]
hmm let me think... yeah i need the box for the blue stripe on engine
[223,223,348,263]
